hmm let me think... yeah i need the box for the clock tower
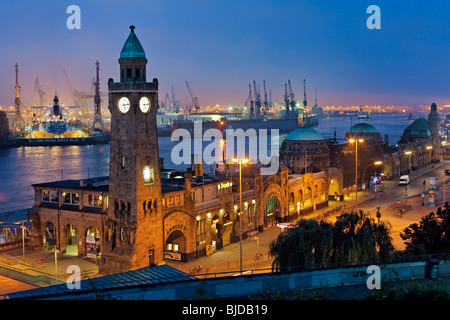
[100,25,163,274]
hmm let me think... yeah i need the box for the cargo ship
[15,94,109,146]
[171,111,318,134]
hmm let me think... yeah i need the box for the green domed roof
[119,25,147,61]
[348,122,379,134]
[401,118,431,139]
[284,127,325,141]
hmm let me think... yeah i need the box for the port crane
[63,68,95,107]
[288,79,297,112]
[253,80,262,117]
[34,77,47,106]
[160,92,170,111]
[245,84,254,119]
[263,80,268,117]
[185,80,200,114]
[303,79,308,108]
[284,82,290,118]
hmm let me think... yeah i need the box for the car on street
[399,175,410,185]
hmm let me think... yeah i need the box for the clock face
[117,97,130,113]
[139,96,151,113]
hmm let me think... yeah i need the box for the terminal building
[29,26,343,275]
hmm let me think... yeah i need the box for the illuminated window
[87,194,103,207]
[42,190,58,203]
[50,191,58,202]
[143,166,154,185]
[62,192,80,205]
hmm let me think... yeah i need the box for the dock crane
[63,68,94,107]
[288,79,296,110]
[253,80,262,117]
[34,77,47,106]
[185,80,200,114]
[245,84,254,119]
[160,92,170,111]
[263,80,268,116]
[303,79,308,108]
[284,82,290,118]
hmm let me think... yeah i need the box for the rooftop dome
[401,117,431,139]
[119,25,147,62]
[284,127,325,142]
[348,122,379,134]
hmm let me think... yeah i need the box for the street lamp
[362,161,383,198]
[52,246,60,281]
[20,223,26,263]
[404,150,412,174]
[349,138,364,212]
[232,157,249,275]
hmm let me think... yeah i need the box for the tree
[400,206,450,255]
[269,210,395,271]
[332,210,394,263]
[269,219,333,271]
[0,110,10,143]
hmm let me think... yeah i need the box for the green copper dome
[348,123,379,134]
[119,25,147,61]
[401,118,431,139]
[284,127,325,141]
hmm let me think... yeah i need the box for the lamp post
[362,161,383,198]
[20,222,26,263]
[233,158,248,275]
[404,150,412,174]
[52,246,60,281]
[349,138,364,212]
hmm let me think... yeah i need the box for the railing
[195,198,220,211]
[0,204,34,214]
[185,252,450,279]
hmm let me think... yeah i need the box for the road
[347,160,450,250]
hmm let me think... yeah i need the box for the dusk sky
[1,0,450,110]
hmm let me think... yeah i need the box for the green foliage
[269,218,333,271]
[0,110,10,142]
[400,206,450,255]
[362,278,450,300]
[270,210,394,271]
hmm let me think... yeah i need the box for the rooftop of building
[119,25,147,62]
[347,122,379,134]
[284,127,325,142]
[400,117,431,139]
[5,264,195,300]
[32,176,109,192]
[32,171,231,195]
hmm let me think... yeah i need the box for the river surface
[0,113,421,208]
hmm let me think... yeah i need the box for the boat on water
[10,94,110,147]
[407,111,414,121]
[357,111,371,120]
[171,111,318,134]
